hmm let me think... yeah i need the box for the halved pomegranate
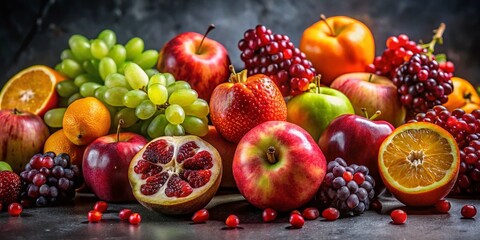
[128,136,222,215]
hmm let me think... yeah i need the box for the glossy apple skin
[233,121,326,212]
[287,87,354,142]
[83,133,148,202]
[0,109,49,173]
[157,32,231,102]
[318,114,394,193]
[330,72,406,127]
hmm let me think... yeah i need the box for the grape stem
[266,146,277,164]
[229,65,248,83]
[421,23,446,58]
[196,24,215,54]
[320,14,335,37]
[361,108,382,120]
[116,119,124,142]
[308,75,322,94]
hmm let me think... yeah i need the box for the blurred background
[1,0,479,86]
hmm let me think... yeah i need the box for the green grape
[105,104,118,119]
[58,96,69,108]
[61,59,83,78]
[43,108,66,128]
[167,81,191,95]
[140,118,154,137]
[82,59,100,76]
[105,73,129,88]
[68,34,92,61]
[133,50,159,69]
[182,99,209,118]
[90,39,109,59]
[79,82,102,97]
[74,73,101,87]
[147,114,168,138]
[125,120,143,135]
[148,83,168,105]
[54,63,62,72]
[135,100,156,120]
[163,73,176,86]
[97,29,116,49]
[104,87,128,107]
[56,80,79,98]
[114,108,139,128]
[183,116,208,136]
[108,44,127,66]
[117,61,130,74]
[124,62,148,89]
[67,93,82,105]
[99,57,117,80]
[145,69,159,78]
[60,49,77,61]
[125,37,144,60]
[200,116,209,125]
[169,88,198,106]
[94,86,108,102]
[165,104,185,124]
[148,74,167,87]
[123,89,148,108]
[164,123,185,136]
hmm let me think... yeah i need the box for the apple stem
[313,75,321,94]
[420,23,446,59]
[116,119,124,142]
[464,92,473,102]
[266,146,277,164]
[361,108,382,120]
[13,108,21,115]
[320,14,335,37]
[196,24,215,54]
[368,74,373,82]
[229,65,248,83]
[361,108,370,119]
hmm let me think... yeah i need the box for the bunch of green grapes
[44,29,209,138]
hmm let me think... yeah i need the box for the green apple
[287,85,354,141]
[0,161,13,171]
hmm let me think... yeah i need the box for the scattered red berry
[93,201,108,213]
[119,209,132,221]
[461,205,477,219]
[353,172,365,185]
[435,199,451,213]
[390,209,407,224]
[289,213,304,228]
[88,210,102,223]
[129,213,142,225]
[322,207,340,221]
[192,209,209,223]
[342,171,353,182]
[225,214,240,228]
[8,202,22,216]
[262,208,277,222]
[290,210,301,216]
[302,207,320,220]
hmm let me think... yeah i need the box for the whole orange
[44,129,87,171]
[443,77,480,113]
[300,16,375,85]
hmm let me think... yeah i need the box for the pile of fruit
[1,13,479,230]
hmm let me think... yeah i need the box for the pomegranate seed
[289,213,305,228]
[225,214,240,228]
[461,205,477,218]
[434,199,451,213]
[88,210,102,223]
[8,203,22,216]
[93,201,108,213]
[302,207,320,220]
[262,208,277,222]
[386,36,400,50]
[353,172,365,185]
[192,209,209,223]
[390,209,407,224]
[322,207,340,221]
[119,209,132,221]
[129,213,142,225]
[342,171,353,182]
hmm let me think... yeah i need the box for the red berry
[119,209,132,221]
[353,172,365,185]
[93,201,108,213]
[386,36,400,50]
[192,209,209,223]
[342,171,353,182]
[8,203,22,216]
[289,213,304,228]
[290,210,301,216]
[302,207,320,220]
[461,205,477,218]
[88,210,102,223]
[262,208,277,222]
[129,213,142,225]
[398,34,409,45]
[434,199,451,213]
[225,214,240,228]
[322,207,340,221]
[390,209,407,224]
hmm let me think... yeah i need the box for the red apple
[330,72,406,127]
[318,111,394,193]
[83,129,148,202]
[233,121,326,212]
[0,109,49,173]
[157,24,231,102]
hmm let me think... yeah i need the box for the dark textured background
[1,0,479,87]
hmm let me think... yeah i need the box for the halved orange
[378,122,460,207]
[0,65,66,117]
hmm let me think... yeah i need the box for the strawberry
[0,171,21,206]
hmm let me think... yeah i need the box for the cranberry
[225,214,240,228]
[119,209,132,221]
[93,201,108,213]
[322,207,340,221]
[262,208,277,222]
[390,209,407,224]
[8,203,22,216]
[302,207,320,220]
[289,213,304,228]
[192,209,209,223]
[434,199,451,213]
[290,210,301,216]
[461,205,477,218]
[129,213,142,225]
[88,210,102,223]
[342,171,353,182]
